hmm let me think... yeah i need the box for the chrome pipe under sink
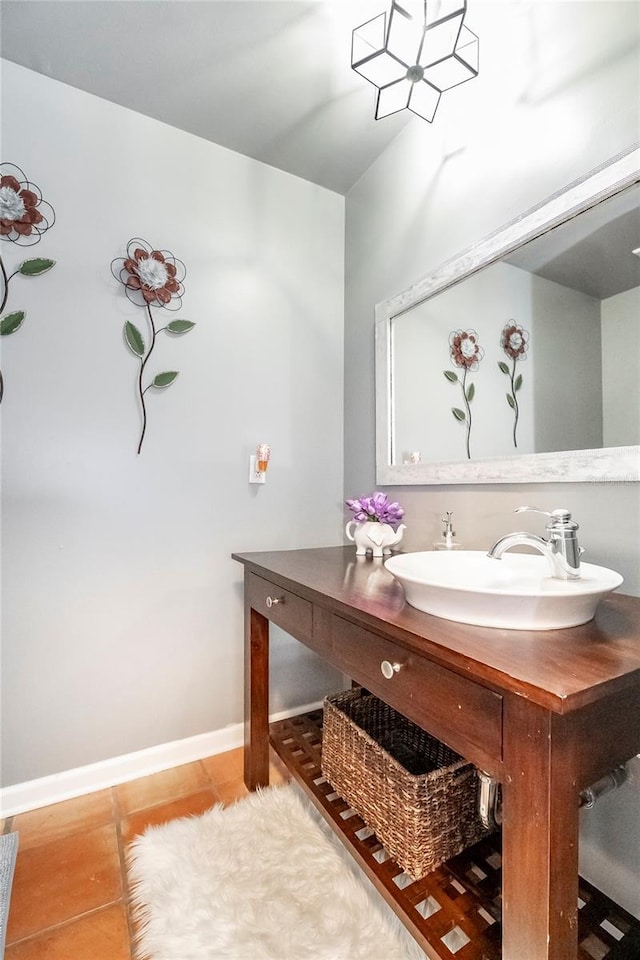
[477,764,629,830]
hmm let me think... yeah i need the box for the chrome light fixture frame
[352,0,479,122]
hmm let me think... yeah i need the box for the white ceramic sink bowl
[384,551,623,630]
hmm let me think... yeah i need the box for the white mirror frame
[376,144,640,485]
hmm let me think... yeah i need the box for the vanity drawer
[327,614,503,765]
[247,572,313,642]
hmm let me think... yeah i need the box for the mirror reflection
[376,152,640,484]
[387,178,640,474]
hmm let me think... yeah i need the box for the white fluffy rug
[127,784,426,960]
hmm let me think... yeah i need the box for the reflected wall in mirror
[376,145,640,484]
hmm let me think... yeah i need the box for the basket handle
[452,763,478,785]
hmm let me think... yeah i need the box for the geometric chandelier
[352,0,479,123]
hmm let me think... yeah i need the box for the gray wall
[602,285,640,446]
[1,61,345,787]
[531,274,603,453]
[344,0,640,920]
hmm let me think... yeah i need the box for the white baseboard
[0,701,322,817]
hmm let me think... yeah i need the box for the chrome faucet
[487,507,583,580]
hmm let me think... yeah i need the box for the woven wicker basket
[321,688,488,880]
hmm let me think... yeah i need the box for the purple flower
[346,491,405,527]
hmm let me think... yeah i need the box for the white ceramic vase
[345,520,406,557]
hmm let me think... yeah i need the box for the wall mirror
[376,145,640,484]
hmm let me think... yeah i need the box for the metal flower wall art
[444,329,484,459]
[499,321,529,448]
[0,162,56,403]
[111,238,195,454]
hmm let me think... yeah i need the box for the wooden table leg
[502,697,580,960]
[244,598,270,791]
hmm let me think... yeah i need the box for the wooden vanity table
[234,546,640,960]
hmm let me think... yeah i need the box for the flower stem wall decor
[499,321,529,448]
[444,329,484,459]
[0,163,56,403]
[111,238,195,454]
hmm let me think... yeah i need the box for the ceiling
[0,0,412,195]
[507,184,640,301]
[2,1,639,196]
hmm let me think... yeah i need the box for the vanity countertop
[233,545,640,714]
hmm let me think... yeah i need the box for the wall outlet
[249,455,266,484]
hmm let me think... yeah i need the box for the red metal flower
[501,322,529,361]
[111,238,185,311]
[0,163,55,246]
[123,248,179,305]
[449,329,484,371]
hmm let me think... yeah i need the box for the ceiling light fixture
[352,0,479,123]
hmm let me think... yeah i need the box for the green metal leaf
[0,310,25,336]
[166,319,195,334]
[124,321,145,357]
[514,374,523,392]
[444,370,458,383]
[466,382,475,402]
[151,371,179,388]
[507,393,516,409]
[19,258,55,277]
[498,361,509,375]
[452,407,466,422]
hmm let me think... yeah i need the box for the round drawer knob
[266,595,284,608]
[380,660,402,680]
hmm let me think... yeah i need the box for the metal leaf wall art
[499,321,529,448]
[0,162,56,403]
[444,329,484,459]
[441,322,531,459]
[111,238,195,454]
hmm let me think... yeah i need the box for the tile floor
[1,747,290,959]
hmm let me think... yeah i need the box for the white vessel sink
[384,551,623,630]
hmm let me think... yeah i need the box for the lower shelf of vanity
[269,710,640,960]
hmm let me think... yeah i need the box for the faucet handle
[515,505,571,520]
[515,506,577,530]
